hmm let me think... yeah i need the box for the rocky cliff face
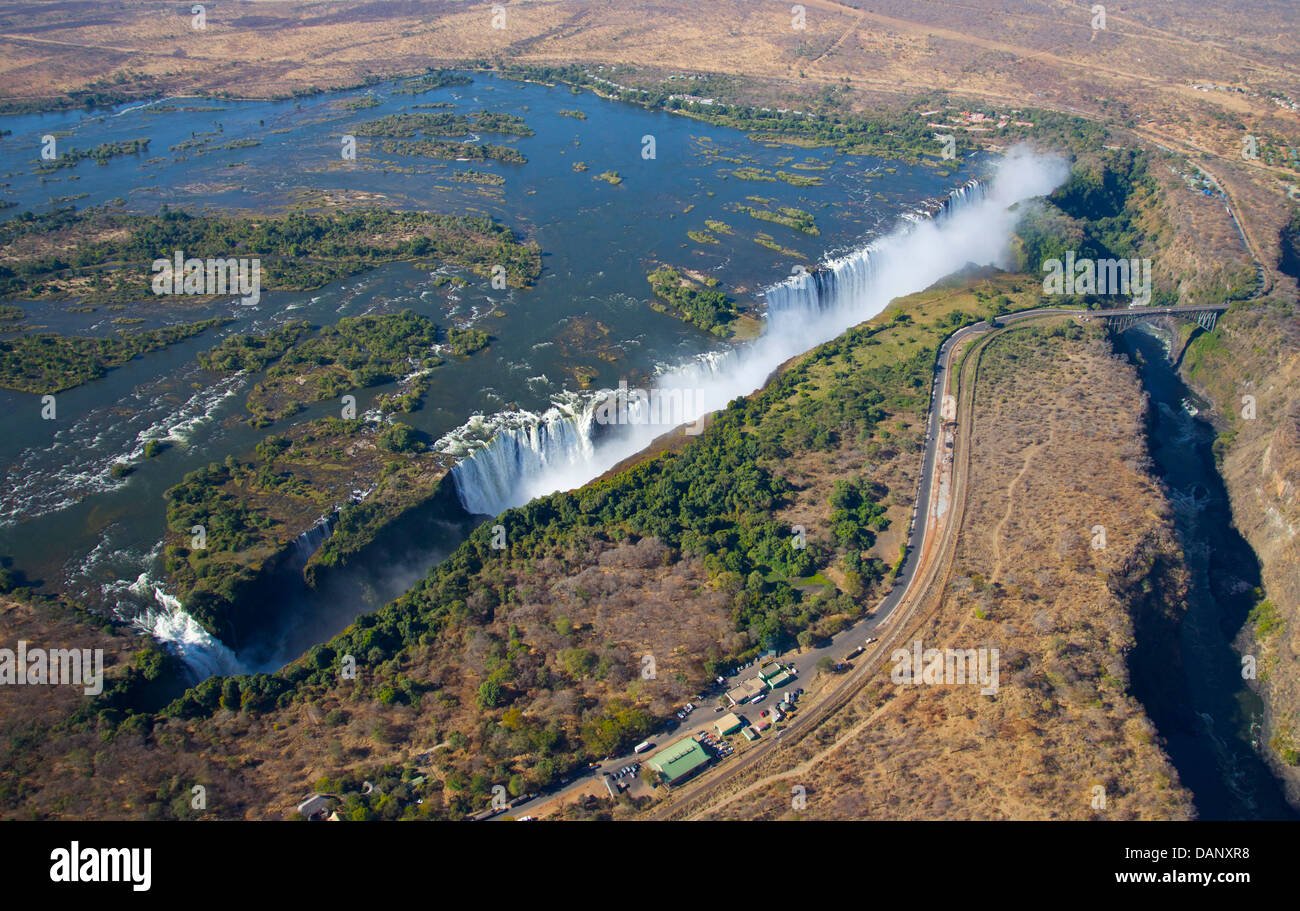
[1181,292,1300,805]
[1222,385,1300,803]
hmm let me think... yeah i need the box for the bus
[634,740,654,754]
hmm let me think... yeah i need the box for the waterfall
[292,514,334,566]
[130,582,245,681]
[764,179,987,325]
[436,395,599,516]
[443,148,1067,517]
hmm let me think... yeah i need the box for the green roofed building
[766,670,794,690]
[716,712,744,736]
[649,737,711,785]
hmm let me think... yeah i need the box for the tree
[477,677,503,709]
[378,422,422,453]
[842,571,865,600]
[560,647,597,680]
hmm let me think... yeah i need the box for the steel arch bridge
[1085,304,1227,333]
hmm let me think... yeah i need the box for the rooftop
[649,737,711,783]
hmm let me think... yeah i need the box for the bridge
[1083,303,1228,333]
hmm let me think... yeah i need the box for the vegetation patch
[452,169,505,186]
[355,110,532,139]
[0,207,541,303]
[0,317,231,394]
[737,204,819,236]
[392,70,473,95]
[35,138,150,172]
[646,266,735,334]
[753,233,804,258]
[201,310,484,427]
[163,416,451,643]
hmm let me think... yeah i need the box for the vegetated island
[0,317,232,394]
[199,310,487,428]
[354,110,530,163]
[0,206,540,302]
[392,69,474,95]
[0,207,536,392]
[646,265,760,340]
[35,138,151,172]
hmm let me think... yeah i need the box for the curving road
[502,303,1225,821]
[645,303,1232,819]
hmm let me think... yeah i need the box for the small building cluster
[724,661,795,707]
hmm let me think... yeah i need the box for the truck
[633,740,654,754]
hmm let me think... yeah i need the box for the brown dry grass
[696,322,1196,819]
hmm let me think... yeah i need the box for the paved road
[500,303,1225,820]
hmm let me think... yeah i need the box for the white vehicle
[634,740,653,755]
[751,693,767,704]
